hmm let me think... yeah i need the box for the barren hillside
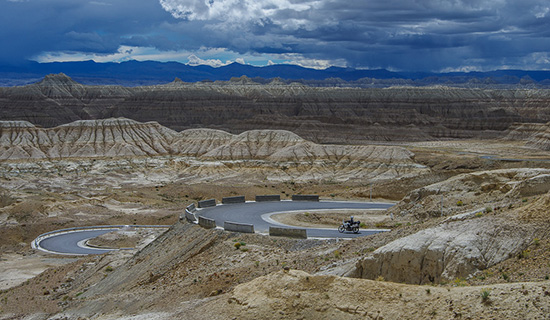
[0,101,550,319]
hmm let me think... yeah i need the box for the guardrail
[224,221,254,233]
[222,196,246,204]
[269,227,307,239]
[255,195,281,202]
[198,199,217,208]
[183,203,197,222]
[292,194,319,201]
[198,216,216,229]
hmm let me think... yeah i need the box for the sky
[1,0,550,71]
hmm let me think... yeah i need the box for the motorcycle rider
[345,216,354,226]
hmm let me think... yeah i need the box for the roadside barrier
[269,226,307,239]
[182,203,198,222]
[255,195,281,202]
[185,209,197,222]
[198,199,217,208]
[222,196,246,204]
[224,221,254,233]
[292,194,319,201]
[198,216,217,229]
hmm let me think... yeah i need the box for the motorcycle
[338,220,360,234]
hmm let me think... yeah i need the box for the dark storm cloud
[155,0,550,70]
[1,0,550,71]
[0,0,177,63]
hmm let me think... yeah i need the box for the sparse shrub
[502,273,509,281]
[240,247,248,252]
[475,212,484,218]
[234,242,242,250]
[533,238,540,246]
[304,212,309,217]
[480,289,491,304]
[360,222,366,228]
[518,249,530,259]
[425,288,431,294]
[484,206,493,213]
[453,278,467,287]
[456,200,464,206]
[376,276,385,281]
[522,199,528,203]
[333,250,341,259]
[105,266,114,272]
[375,222,385,228]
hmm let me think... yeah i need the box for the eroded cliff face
[0,118,428,183]
[2,74,550,143]
[505,122,550,151]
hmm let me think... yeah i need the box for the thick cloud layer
[1,0,550,71]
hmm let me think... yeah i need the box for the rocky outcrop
[353,169,550,284]
[3,74,550,143]
[353,217,533,284]
[505,122,550,151]
[390,168,550,219]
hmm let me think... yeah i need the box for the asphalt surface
[36,201,393,255]
[37,229,117,255]
[197,200,394,238]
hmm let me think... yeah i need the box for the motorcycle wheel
[352,226,359,234]
[338,225,345,233]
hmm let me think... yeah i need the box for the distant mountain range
[1,60,550,87]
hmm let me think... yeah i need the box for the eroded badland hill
[2,73,550,143]
[1,76,550,319]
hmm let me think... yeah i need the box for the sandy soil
[0,253,79,290]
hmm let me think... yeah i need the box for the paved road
[37,229,117,255]
[35,201,393,255]
[197,200,394,238]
